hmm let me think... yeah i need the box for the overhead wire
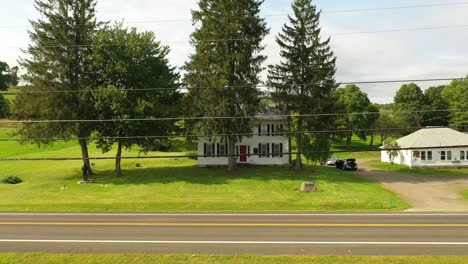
[1,109,466,124]
[1,2,467,29]
[1,77,465,95]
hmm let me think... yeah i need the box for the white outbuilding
[380,127,468,168]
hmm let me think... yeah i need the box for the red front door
[240,146,248,163]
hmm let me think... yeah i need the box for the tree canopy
[89,24,181,175]
[443,78,468,130]
[0,61,18,90]
[335,84,378,147]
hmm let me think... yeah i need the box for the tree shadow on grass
[64,165,371,186]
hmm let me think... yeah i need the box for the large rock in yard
[301,182,317,192]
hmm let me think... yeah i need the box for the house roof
[255,106,288,121]
[386,127,468,149]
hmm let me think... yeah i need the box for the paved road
[0,213,468,255]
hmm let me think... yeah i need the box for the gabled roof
[388,127,468,149]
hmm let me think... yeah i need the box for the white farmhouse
[381,127,468,168]
[198,111,290,167]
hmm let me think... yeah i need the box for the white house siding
[381,149,411,167]
[198,120,290,166]
[381,148,468,168]
[410,148,468,168]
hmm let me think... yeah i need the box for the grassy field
[463,189,468,200]
[3,94,15,102]
[367,159,468,177]
[0,254,467,264]
[0,128,408,212]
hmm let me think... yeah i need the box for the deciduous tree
[90,24,180,176]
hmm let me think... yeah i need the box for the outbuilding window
[421,151,426,161]
[427,151,433,161]
[461,151,466,161]
[447,151,452,161]
[441,151,446,161]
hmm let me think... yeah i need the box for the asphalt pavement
[0,212,467,255]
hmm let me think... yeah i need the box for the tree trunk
[369,132,374,146]
[295,118,303,171]
[346,131,353,148]
[227,136,237,172]
[115,142,123,176]
[79,139,93,181]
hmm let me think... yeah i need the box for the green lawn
[0,254,467,264]
[368,159,468,177]
[0,128,408,212]
[3,94,15,102]
[462,189,468,200]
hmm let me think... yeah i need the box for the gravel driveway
[357,161,468,212]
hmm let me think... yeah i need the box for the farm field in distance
[0,128,409,212]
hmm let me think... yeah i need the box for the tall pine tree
[268,0,337,170]
[184,0,269,171]
[15,0,98,181]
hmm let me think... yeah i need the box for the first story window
[259,143,269,158]
[272,143,283,157]
[441,151,452,161]
[460,150,467,161]
[217,143,227,157]
[413,151,421,160]
[204,143,215,157]
[420,151,432,161]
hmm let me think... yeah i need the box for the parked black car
[336,159,358,171]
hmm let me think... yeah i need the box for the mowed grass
[367,159,468,177]
[0,254,467,264]
[462,189,468,200]
[0,128,408,212]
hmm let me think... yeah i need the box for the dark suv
[336,159,358,171]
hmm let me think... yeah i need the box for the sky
[1,0,468,103]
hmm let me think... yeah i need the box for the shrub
[1,176,23,184]
[186,151,199,160]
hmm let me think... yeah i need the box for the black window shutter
[258,143,261,158]
[248,146,251,157]
[280,124,284,136]
[271,124,275,136]
[225,143,228,157]
[267,144,270,158]
[217,143,220,157]
[212,143,215,157]
[258,125,261,136]
[203,144,207,157]
[267,125,270,136]
[280,143,283,157]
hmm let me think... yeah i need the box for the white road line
[0,213,468,216]
[0,239,468,245]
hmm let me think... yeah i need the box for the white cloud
[1,0,468,103]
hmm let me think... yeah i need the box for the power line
[0,125,461,143]
[1,145,467,162]
[1,109,465,124]
[1,2,467,29]
[4,24,468,49]
[1,77,465,95]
